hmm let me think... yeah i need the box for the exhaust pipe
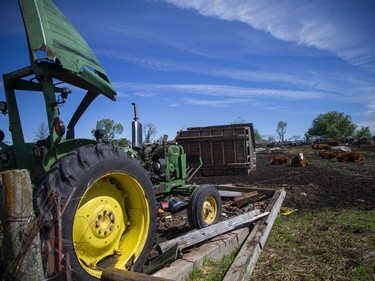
[131,102,142,150]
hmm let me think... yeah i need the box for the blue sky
[1,0,375,144]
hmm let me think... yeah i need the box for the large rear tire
[36,144,157,280]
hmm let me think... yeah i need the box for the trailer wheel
[187,184,222,229]
[35,144,157,280]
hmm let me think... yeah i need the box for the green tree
[112,138,131,147]
[267,136,276,143]
[290,135,301,141]
[307,111,357,139]
[230,116,247,124]
[354,126,372,139]
[276,121,287,142]
[254,128,263,143]
[91,118,124,144]
[34,122,49,141]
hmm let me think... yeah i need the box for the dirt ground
[156,144,375,245]
[194,145,375,212]
[152,144,375,280]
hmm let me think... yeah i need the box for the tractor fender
[43,138,97,171]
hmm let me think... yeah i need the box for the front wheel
[36,144,157,280]
[187,184,222,229]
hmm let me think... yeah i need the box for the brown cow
[327,141,339,146]
[318,151,339,159]
[268,155,291,166]
[311,144,319,150]
[318,151,329,158]
[311,144,332,150]
[337,151,365,162]
[291,152,310,167]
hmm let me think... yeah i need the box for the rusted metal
[38,189,67,276]
[144,243,179,275]
[41,186,77,277]
[65,253,72,281]
[101,268,172,281]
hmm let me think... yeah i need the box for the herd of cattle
[268,143,365,167]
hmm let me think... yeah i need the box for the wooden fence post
[0,169,44,281]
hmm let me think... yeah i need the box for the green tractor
[0,0,222,280]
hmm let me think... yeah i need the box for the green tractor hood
[19,0,117,101]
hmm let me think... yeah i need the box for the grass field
[187,209,375,281]
[252,210,375,280]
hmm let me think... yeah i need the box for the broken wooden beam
[233,191,261,207]
[215,184,276,196]
[222,188,286,281]
[218,190,243,197]
[158,209,269,253]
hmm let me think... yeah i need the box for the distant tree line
[234,111,372,144]
[88,118,158,147]
[34,111,372,145]
[305,111,371,140]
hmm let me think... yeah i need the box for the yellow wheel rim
[72,172,150,278]
[201,195,218,225]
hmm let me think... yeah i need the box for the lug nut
[114,249,122,256]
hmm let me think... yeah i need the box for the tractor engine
[130,103,187,195]
[141,142,186,186]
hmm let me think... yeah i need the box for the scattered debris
[280,206,298,216]
[331,146,352,152]
[362,250,375,260]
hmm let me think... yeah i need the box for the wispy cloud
[364,98,375,116]
[162,0,375,70]
[102,49,375,101]
[116,82,327,102]
[183,97,251,107]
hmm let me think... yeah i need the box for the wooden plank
[177,134,248,142]
[184,123,254,131]
[259,188,286,248]
[222,188,286,281]
[233,191,261,206]
[158,209,269,253]
[215,184,276,196]
[218,190,243,197]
